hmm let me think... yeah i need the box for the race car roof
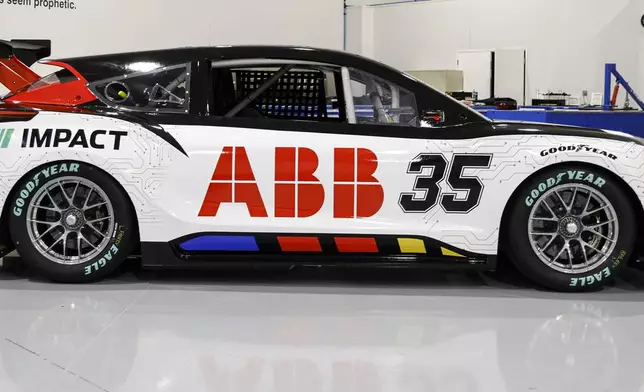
[54,45,406,83]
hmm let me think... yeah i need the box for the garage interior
[2,0,644,391]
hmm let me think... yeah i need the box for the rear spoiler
[0,39,51,66]
[0,39,51,94]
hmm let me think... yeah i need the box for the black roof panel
[54,45,408,84]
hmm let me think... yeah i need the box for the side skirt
[141,237,497,270]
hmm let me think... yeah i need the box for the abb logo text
[198,146,384,219]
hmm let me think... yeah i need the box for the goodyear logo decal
[0,128,14,148]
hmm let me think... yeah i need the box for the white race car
[0,39,642,291]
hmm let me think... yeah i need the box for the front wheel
[9,161,137,282]
[506,166,636,291]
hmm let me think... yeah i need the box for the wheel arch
[498,161,644,265]
[0,160,141,257]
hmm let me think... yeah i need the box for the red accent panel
[298,148,319,182]
[234,183,268,217]
[277,236,322,252]
[356,148,379,182]
[6,79,96,106]
[198,183,232,217]
[334,237,378,253]
[333,184,354,218]
[275,147,296,182]
[211,147,233,180]
[43,61,87,81]
[357,184,384,218]
[298,183,324,218]
[234,147,256,181]
[296,147,324,217]
[275,183,296,217]
[274,147,324,218]
[334,148,355,182]
[200,146,268,217]
[4,61,96,107]
[0,57,40,93]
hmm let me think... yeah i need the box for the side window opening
[211,62,344,123]
[347,68,418,127]
[89,63,190,113]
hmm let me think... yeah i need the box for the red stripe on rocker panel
[277,236,322,252]
[334,237,378,253]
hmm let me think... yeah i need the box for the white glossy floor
[1,262,644,392]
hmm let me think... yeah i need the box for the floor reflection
[1,262,644,392]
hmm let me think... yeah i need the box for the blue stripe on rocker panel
[179,235,259,251]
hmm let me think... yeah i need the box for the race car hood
[491,120,644,146]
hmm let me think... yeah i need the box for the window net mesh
[235,70,328,120]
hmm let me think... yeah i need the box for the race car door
[163,58,490,249]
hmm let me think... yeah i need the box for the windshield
[3,69,78,99]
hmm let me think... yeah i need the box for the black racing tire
[8,161,137,283]
[506,165,636,292]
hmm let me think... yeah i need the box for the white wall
[0,0,343,96]
[346,0,416,5]
[2,0,344,57]
[345,6,375,58]
[345,6,365,55]
[348,0,644,104]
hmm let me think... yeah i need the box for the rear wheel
[9,162,137,282]
[506,165,636,291]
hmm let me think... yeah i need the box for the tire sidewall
[9,161,135,282]
[508,165,635,291]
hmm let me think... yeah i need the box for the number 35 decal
[399,153,493,214]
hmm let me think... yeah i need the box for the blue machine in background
[476,63,644,137]
[479,108,644,137]
[603,63,644,110]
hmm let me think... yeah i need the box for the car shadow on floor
[5,256,644,298]
[0,255,522,287]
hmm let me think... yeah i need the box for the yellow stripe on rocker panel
[441,247,465,258]
[398,238,427,254]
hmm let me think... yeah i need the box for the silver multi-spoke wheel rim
[26,176,114,265]
[528,184,618,274]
